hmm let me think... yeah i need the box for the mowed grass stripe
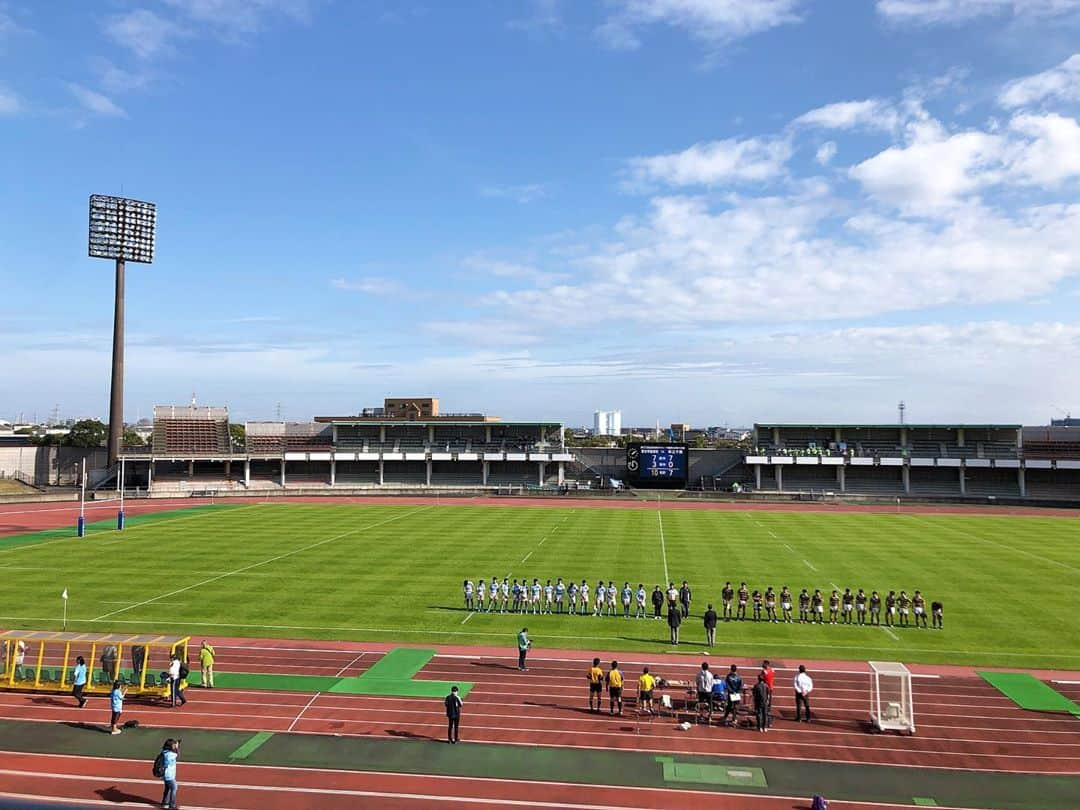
[0,503,1077,668]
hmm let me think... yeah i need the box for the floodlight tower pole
[108,258,125,466]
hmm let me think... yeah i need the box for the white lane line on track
[90,506,433,621]
[287,691,322,732]
[334,652,366,677]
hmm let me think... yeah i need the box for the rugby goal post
[868,661,915,734]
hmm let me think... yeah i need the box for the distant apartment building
[594,410,622,436]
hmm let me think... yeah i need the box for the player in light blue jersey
[544,580,554,614]
[555,578,566,613]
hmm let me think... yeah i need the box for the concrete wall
[0,446,108,486]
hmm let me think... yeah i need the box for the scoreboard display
[626,443,688,488]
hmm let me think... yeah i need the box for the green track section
[0,718,1076,809]
[228,731,274,760]
[188,649,473,698]
[2,502,1080,667]
[977,672,1080,716]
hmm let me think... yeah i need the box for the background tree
[229,423,246,449]
[66,419,107,448]
[123,428,146,447]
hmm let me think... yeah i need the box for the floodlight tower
[88,195,157,465]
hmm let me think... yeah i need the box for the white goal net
[869,661,915,733]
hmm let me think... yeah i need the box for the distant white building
[594,410,622,436]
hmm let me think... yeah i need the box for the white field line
[461,613,474,625]
[286,691,322,732]
[12,613,1080,660]
[334,652,366,677]
[657,510,669,584]
[90,506,433,621]
[521,551,533,563]
[803,559,817,571]
[909,515,1080,574]
[882,625,900,641]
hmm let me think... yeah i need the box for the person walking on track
[444,685,463,743]
[71,656,88,708]
[199,641,216,689]
[516,628,531,671]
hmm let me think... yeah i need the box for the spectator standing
[159,738,180,810]
[794,665,813,723]
[131,645,147,685]
[651,585,664,620]
[444,685,462,744]
[753,674,770,733]
[109,679,125,735]
[761,660,775,728]
[14,640,26,679]
[723,665,743,726]
[71,656,88,708]
[199,641,216,689]
[695,662,715,708]
[678,581,692,618]
[667,605,682,645]
[516,628,530,671]
[168,655,187,708]
[703,603,718,647]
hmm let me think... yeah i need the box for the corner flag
[62,589,68,600]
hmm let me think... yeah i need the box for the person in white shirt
[635,584,647,618]
[794,664,813,723]
[594,582,605,616]
[489,578,499,612]
[579,581,590,616]
[544,580,554,614]
[477,579,486,611]
[463,580,474,611]
[531,579,542,615]
[607,581,617,616]
[500,578,510,613]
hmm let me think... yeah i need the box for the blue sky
[2,0,1079,428]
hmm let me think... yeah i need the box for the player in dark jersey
[828,590,840,625]
[869,590,881,625]
[780,586,793,623]
[931,598,943,629]
[842,588,854,624]
[737,582,749,621]
[855,588,867,625]
[885,591,897,626]
[722,582,734,621]
[811,589,824,624]
[798,589,810,623]
[912,590,927,628]
[752,589,763,621]
[765,587,777,623]
[898,590,911,627]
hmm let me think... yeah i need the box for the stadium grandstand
[738,423,1080,500]
[118,398,571,495]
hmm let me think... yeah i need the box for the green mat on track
[186,671,342,692]
[977,672,1080,716]
[358,647,437,680]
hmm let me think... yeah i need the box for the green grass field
[1,501,1078,669]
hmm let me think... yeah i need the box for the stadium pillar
[538,462,545,486]
[902,464,910,494]
[482,461,489,486]
[107,259,125,465]
[425,459,431,487]
[188,460,194,477]
[280,458,286,487]
[147,460,153,490]
[754,465,761,490]
[837,464,845,493]
[1018,466,1026,497]
[957,428,965,448]
[558,461,564,485]
[958,466,966,495]
[428,425,435,444]
[775,464,783,492]
[379,426,385,444]
[378,459,384,486]
[244,458,250,486]
[224,460,231,479]
[485,426,491,443]
[330,459,336,487]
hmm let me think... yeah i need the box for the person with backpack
[154,738,181,809]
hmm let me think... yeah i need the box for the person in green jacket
[516,628,530,671]
[198,641,216,688]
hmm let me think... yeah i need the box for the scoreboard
[626,443,688,489]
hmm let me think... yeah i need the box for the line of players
[462,578,943,629]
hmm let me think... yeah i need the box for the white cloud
[463,256,568,287]
[424,320,543,347]
[68,84,127,117]
[163,0,312,36]
[794,99,901,132]
[96,60,154,94]
[0,83,20,115]
[507,0,563,36]
[815,141,838,165]
[999,53,1080,108]
[105,9,183,59]
[597,0,802,51]
[1005,112,1080,186]
[480,183,549,203]
[877,0,1080,24]
[330,277,404,296]
[626,136,792,188]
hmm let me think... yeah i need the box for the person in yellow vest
[606,661,624,716]
[587,658,604,713]
[638,667,656,714]
[198,641,216,689]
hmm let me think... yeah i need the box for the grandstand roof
[755,423,1021,430]
[315,417,561,426]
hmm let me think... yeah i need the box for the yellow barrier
[0,631,190,699]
